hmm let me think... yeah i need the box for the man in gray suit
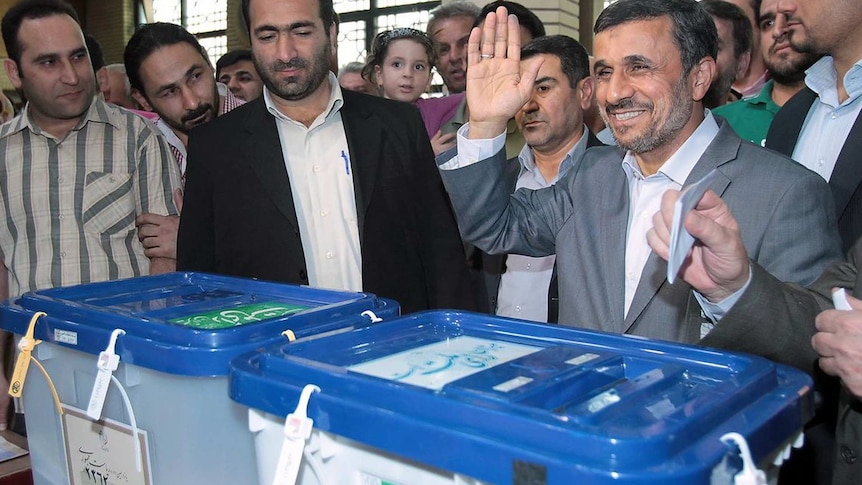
[648,189,861,485]
[437,0,841,343]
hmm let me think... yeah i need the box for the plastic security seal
[833,288,853,310]
[87,328,126,420]
[721,432,766,485]
[271,384,320,485]
[8,312,63,416]
[9,311,46,398]
[361,310,383,323]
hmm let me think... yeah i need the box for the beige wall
[84,0,136,65]
[227,0,250,50]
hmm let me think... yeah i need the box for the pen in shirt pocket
[341,150,350,175]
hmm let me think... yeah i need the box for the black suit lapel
[240,99,301,232]
[765,85,862,223]
[828,111,862,220]
[585,130,604,148]
[765,87,816,156]
[340,92,383,236]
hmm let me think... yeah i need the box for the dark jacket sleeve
[702,237,861,373]
[176,123,216,272]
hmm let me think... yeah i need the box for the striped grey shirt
[0,96,182,298]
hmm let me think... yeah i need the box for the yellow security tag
[282,329,297,342]
[9,311,46,397]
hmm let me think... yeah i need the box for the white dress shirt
[792,56,862,181]
[497,130,590,322]
[263,73,363,292]
[621,113,719,315]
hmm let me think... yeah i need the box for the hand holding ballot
[815,291,862,399]
[647,187,750,303]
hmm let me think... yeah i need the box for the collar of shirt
[517,125,590,186]
[263,71,344,127]
[805,56,862,108]
[153,82,245,162]
[621,110,720,184]
[744,79,776,108]
[217,81,245,115]
[738,70,770,99]
[2,95,113,140]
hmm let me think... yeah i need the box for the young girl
[362,27,461,155]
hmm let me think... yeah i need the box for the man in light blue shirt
[765,0,862,252]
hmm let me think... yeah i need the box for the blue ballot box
[0,272,398,485]
[230,310,812,485]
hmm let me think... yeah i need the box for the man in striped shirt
[0,0,183,429]
[123,22,244,261]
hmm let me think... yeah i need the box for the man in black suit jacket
[764,0,862,253]
[176,0,476,314]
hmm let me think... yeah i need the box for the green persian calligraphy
[171,302,309,329]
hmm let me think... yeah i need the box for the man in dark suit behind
[176,0,477,314]
[764,0,862,253]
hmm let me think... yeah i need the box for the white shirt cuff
[694,265,753,324]
[437,122,507,170]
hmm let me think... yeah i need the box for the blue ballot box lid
[229,310,813,484]
[0,272,398,376]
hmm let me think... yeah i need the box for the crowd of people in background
[0,0,859,484]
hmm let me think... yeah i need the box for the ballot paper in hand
[667,169,719,284]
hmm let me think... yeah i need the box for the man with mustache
[438,0,840,342]
[713,0,820,146]
[483,35,603,323]
[175,0,478,314]
[216,48,264,102]
[427,1,479,96]
[123,22,245,262]
[125,22,244,183]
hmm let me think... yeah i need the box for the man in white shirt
[485,35,601,322]
[176,0,477,314]
[438,0,840,342]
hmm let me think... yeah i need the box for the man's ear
[734,51,751,82]
[131,89,153,111]
[691,57,716,102]
[577,76,594,111]
[329,23,337,52]
[4,59,22,90]
[96,66,109,95]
